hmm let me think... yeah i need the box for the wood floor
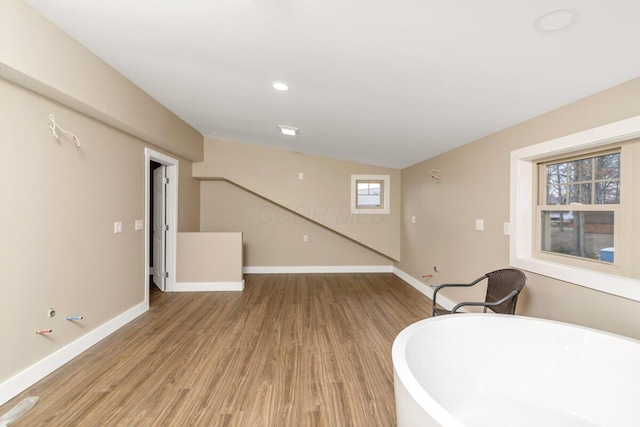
[1,273,432,426]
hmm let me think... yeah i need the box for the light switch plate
[475,219,484,231]
[135,219,144,231]
[114,221,123,234]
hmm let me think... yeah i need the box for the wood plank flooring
[1,273,432,426]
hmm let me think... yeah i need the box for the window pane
[544,151,620,207]
[357,193,381,207]
[356,181,381,207]
[595,153,620,180]
[569,158,592,181]
[568,183,591,204]
[595,181,620,204]
[546,184,566,205]
[546,163,567,184]
[541,210,614,262]
[357,182,380,193]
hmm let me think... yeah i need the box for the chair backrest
[484,268,527,314]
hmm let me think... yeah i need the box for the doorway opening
[144,148,178,304]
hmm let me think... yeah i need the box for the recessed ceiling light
[278,125,298,136]
[534,8,579,32]
[272,82,289,91]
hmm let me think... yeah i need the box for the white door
[152,165,167,291]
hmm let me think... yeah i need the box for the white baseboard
[0,302,148,406]
[393,267,457,311]
[243,265,394,274]
[173,280,245,292]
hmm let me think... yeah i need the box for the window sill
[351,208,390,215]
[511,256,640,302]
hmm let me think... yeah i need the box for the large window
[509,115,640,302]
[538,150,619,264]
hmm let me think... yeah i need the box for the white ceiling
[24,0,640,168]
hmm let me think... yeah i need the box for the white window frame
[351,174,390,214]
[536,149,621,271]
[510,115,640,302]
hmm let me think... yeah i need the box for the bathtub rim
[392,314,640,427]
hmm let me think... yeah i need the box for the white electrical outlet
[303,235,308,242]
[114,221,123,234]
[411,215,416,224]
[475,219,484,231]
[135,219,144,231]
[299,172,304,180]
[503,222,511,236]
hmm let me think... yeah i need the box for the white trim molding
[0,302,147,406]
[393,267,457,311]
[510,114,640,302]
[243,265,394,274]
[174,281,245,292]
[144,148,179,295]
[351,174,391,214]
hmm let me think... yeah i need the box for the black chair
[431,268,526,316]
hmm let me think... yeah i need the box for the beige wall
[200,180,393,267]
[0,0,203,162]
[194,138,401,260]
[1,78,137,380]
[398,77,640,339]
[0,0,202,388]
[0,78,201,385]
[177,232,243,283]
[177,157,201,232]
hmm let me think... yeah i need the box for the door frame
[145,148,178,301]
[152,164,167,291]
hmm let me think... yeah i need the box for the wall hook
[428,169,442,184]
[47,114,80,147]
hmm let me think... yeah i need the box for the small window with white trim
[351,175,390,214]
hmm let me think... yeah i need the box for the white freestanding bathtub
[393,314,640,427]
